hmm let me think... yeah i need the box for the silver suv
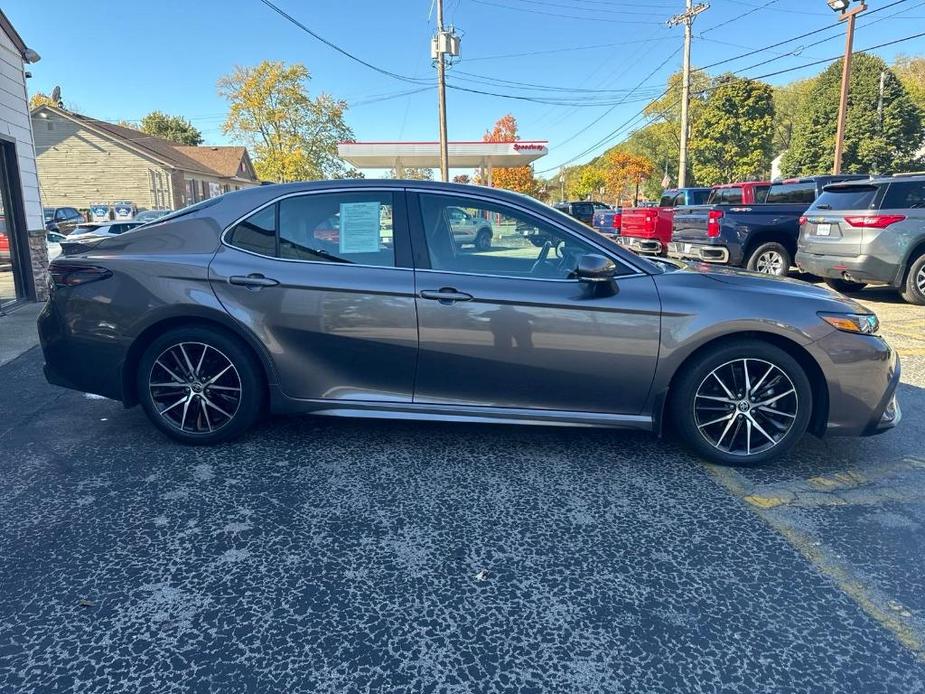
[796,174,925,304]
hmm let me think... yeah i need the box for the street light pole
[832,2,867,174]
[436,0,450,182]
[667,2,709,188]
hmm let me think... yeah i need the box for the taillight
[843,215,906,229]
[707,209,724,238]
[799,216,808,225]
[612,213,622,229]
[645,214,656,233]
[49,263,112,287]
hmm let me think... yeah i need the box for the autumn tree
[598,149,654,205]
[29,92,58,110]
[481,114,539,196]
[452,174,471,184]
[691,75,775,185]
[139,110,203,145]
[782,53,924,176]
[218,61,353,182]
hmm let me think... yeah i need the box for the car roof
[712,180,771,188]
[823,173,925,189]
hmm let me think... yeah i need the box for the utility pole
[431,0,459,182]
[832,2,867,174]
[667,2,708,188]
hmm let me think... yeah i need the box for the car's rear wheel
[900,253,925,306]
[475,228,492,251]
[671,340,813,466]
[137,326,264,445]
[747,242,791,277]
[824,278,867,294]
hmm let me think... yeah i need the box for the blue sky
[9,0,925,176]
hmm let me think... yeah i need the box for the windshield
[44,208,55,221]
[811,185,879,211]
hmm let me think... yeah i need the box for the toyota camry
[38,180,901,465]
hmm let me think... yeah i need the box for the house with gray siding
[32,105,259,213]
[0,10,44,304]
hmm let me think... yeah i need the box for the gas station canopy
[337,140,549,170]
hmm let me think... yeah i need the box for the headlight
[818,312,879,335]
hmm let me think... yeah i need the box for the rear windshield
[688,190,709,205]
[755,185,770,203]
[766,182,816,204]
[811,185,880,211]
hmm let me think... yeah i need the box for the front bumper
[795,251,902,287]
[618,236,664,256]
[667,241,730,264]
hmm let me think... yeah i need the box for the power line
[468,0,662,23]
[256,0,428,85]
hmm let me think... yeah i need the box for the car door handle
[419,288,474,304]
[229,273,279,288]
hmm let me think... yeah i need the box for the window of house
[418,194,625,280]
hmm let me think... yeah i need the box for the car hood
[677,261,869,312]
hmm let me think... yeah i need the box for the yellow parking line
[705,463,925,661]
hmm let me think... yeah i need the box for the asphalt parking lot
[1,289,924,693]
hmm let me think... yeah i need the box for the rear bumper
[618,236,664,255]
[667,241,730,264]
[38,299,127,402]
[795,251,902,287]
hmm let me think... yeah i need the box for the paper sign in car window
[339,202,381,254]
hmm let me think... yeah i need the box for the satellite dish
[51,85,62,106]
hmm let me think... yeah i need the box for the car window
[881,181,925,209]
[227,192,396,267]
[755,185,770,203]
[659,193,674,207]
[55,209,67,220]
[672,192,686,207]
[723,187,743,205]
[766,182,816,204]
[689,190,709,205]
[418,194,624,280]
[811,185,880,211]
[573,203,593,217]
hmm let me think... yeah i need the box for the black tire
[746,242,792,277]
[824,278,867,294]
[474,228,492,251]
[670,340,813,466]
[900,253,925,306]
[136,326,264,445]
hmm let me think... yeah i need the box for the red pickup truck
[618,181,770,256]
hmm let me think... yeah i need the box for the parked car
[618,187,711,256]
[43,206,83,234]
[39,180,901,466]
[796,174,925,305]
[447,206,493,250]
[0,230,8,265]
[592,207,621,240]
[669,175,870,276]
[133,209,173,224]
[554,200,609,226]
[46,231,67,261]
[68,222,144,239]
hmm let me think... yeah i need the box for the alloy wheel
[148,342,242,434]
[917,265,925,294]
[755,251,785,275]
[693,358,798,457]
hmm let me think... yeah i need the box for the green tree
[782,53,924,176]
[893,54,925,113]
[568,165,605,199]
[771,77,816,155]
[691,75,774,185]
[389,166,433,180]
[139,110,203,145]
[218,61,354,182]
[619,69,714,197]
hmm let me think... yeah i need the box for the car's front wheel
[671,340,813,466]
[136,326,264,445]
[475,228,492,251]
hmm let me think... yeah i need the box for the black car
[553,201,610,226]
[43,206,84,234]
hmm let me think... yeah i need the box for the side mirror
[575,253,616,283]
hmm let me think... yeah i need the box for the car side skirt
[270,390,654,430]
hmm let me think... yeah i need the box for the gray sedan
[38,180,901,465]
